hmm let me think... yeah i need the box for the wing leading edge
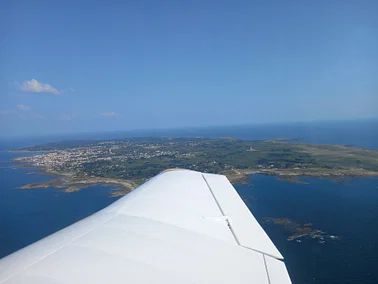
[0,169,291,284]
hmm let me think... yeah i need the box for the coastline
[10,150,378,194]
[225,168,378,184]
[18,175,136,194]
[14,163,378,194]
[8,150,52,154]
[11,158,137,198]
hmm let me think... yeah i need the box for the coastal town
[14,138,236,181]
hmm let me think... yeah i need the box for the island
[12,137,378,196]
[262,217,341,243]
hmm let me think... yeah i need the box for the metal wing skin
[0,169,292,284]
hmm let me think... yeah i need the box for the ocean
[0,151,121,258]
[236,175,378,284]
[0,120,377,283]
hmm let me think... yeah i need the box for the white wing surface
[0,169,291,284]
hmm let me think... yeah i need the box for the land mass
[12,137,378,196]
[18,174,136,197]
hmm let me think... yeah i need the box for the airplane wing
[0,169,292,284]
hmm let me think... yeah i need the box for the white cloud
[20,79,61,95]
[0,110,24,119]
[100,112,116,117]
[17,104,31,111]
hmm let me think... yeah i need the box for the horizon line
[1,117,377,140]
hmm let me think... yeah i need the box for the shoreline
[13,166,378,194]
[18,175,136,197]
[9,150,378,194]
[10,158,137,198]
[225,168,378,184]
[8,150,52,153]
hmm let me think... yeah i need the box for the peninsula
[12,137,378,196]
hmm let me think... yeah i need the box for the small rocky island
[262,217,341,243]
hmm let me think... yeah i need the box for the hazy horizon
[1,117,377,141]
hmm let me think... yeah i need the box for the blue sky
[1,0,377,136]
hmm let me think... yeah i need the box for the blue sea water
[0,120,377,283]
[235,175,378,284]
[1,119,378,151]
[0,151,121,258]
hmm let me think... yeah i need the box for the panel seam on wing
[240,245,284,260]
[106,213,235,243]
[202,174,241,246]
[103,214,238,246]
[263,254,272,284]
